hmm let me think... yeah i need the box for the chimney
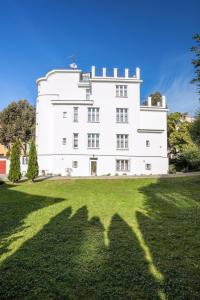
[125,68,129,78]
[113,68,118,78]
[136,67,140,79]
[102,67,106,77]
[91,66,95,77]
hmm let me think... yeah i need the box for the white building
[36,65,168,176]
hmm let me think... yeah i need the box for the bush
[169,164,176,174]
[8,140,21,183]
[27,140,38,181]
[176,144,200,171]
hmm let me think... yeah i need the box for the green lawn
[0,177,200,299]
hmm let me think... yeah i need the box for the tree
[8,140,21,183]
[150,91,162,106]
[190,109,200,146]
[167,112,193,158]
[176,143,200,171]
[0,100,35,153]
[191,33,200,98]
[143,91,162,106]
[27,140,38,181]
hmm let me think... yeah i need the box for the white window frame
[88,108,100,123]
[62,138,67,145]
[145,163,152,170]
[88,133,100,149]
[73,107,78,122]
[116,85,128,97]
[72,161,78,168]
[116,159,130,171]
[73,133,78,148]
[116,108,128,123]
[86,88,91,100]
[146,140,150,147]
[116,134,129,149]
[63,112,67,118]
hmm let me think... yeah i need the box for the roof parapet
[91,66,141,80]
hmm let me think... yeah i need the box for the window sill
[87,147,100,149]
[116,96,128,98]
[87,121,100,123]
[116,122,129,124]
[116,148,129,150]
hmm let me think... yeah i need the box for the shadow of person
[137,177,200,299]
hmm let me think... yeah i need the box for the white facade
[36,66,168,176]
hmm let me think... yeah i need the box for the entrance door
[90,160,97,176]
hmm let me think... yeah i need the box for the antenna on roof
[68,54,77,69]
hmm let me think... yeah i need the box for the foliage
[191,33,200,98]
[176,144,200,171]
[190,109,200,146]
[0,100,35,152]
[150,91,162,106]
[167,112,193,157]
[143,91,162,106]
[0,177,200,299]
[168,164,176,174]
[8,140,21,183]
[27,140,38,181]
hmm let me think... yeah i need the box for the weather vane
[68,54,77,69]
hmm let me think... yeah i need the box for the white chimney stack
[136,67,140,79]
[114,68,118,78]
[91,66,95,77]
[102,67,106,77]
[162,95,166,108]
[148,96,151,106]
[125,68,129,78]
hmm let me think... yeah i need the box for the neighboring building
[0,143,7,157]
[182,114,195,123]
[36,65,168,176]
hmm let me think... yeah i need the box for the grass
[0,177,200,299]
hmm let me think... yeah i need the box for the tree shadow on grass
[137,177,200,299]
[0,183,64,257]
[0,205,160,299]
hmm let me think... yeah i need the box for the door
[90,160,97,176]
[0,160,6,174]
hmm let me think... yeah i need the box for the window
[116,85,128,97]
[116,108,128,123]
[73,107,78,122]
[62,138,66,145]
[116,134,128,149]
[88,108,100,122]
[86,88,91,100]
[88,133,100,148]
[145,163,151,170]
[72,161,78,168]
[63,112,67,118]
[116,160,130,171]
[146,140,150,147]
[73,133,78,148]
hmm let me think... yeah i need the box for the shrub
[169,164,176,174]
[27,140,38,182]
[176,144,200,171]
[8,140,21,183]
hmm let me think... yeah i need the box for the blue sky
[0,0,199,114]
